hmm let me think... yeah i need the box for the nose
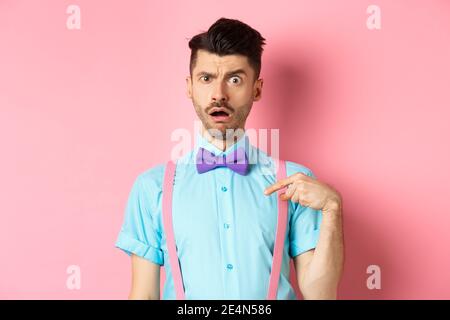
[211,81,228,104]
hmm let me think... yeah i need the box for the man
[115,17,344,300]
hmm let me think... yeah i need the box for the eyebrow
[195,69,248,78]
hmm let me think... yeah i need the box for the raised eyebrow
[225,69,247,77]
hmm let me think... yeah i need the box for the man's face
[186,49,263,139]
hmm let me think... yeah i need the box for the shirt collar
[194,130,252,158]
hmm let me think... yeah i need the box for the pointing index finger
[264,175,297,195]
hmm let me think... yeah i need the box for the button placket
[217,168,238,293]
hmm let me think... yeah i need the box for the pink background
[1,0,449,299]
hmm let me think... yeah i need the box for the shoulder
[134,163,166,194]
[285,160,317,179]
[125,163,167,215]
[136,149,196,190]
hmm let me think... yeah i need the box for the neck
[201,126,246,152]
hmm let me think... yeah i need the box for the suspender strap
[162,159,289,300]
[162,160,185,300]
[267,159,288,300]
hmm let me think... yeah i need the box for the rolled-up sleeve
[286,162,323,258]
[115,170,164,266]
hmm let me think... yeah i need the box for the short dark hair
[188,18,266,81]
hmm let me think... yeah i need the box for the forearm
[128,290,160,300]
[129,254,161,300]
[301,202,344,299]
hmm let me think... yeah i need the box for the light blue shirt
[115,132,322,299]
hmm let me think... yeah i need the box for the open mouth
[210,111,229,117]
[209,108,232,122]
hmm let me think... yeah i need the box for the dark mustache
[208,101,234,113]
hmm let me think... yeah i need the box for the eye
[200,75,210,83]
[229,76,241,84]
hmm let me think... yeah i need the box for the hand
[264,172,342,214]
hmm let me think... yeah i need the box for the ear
[253,78,263,101]
[186,76,192,99]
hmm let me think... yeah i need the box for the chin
[203,125,226,138]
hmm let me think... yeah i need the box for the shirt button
[226,264,233,270]
[224,223,230,229]
[221,186,228,192]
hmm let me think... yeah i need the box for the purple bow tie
[196,147,249,175]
